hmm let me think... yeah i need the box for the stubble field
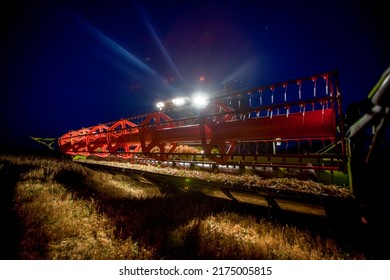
[0,153,371,260]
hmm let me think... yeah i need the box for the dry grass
[197,212,358,259]
[0,153,367,259]
[1,154,157,259]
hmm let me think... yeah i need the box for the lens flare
[137,4,185,85]
[82,20,182,96]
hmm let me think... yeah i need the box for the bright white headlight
[192,92,209,108]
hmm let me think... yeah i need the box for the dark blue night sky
[1,0,389,152]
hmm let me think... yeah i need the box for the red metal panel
[217,109,336,141]
[153,125,209,144]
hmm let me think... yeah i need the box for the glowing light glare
[86,22,159,77]
[137,5,185,84]
[83,20,182,95]
[172,97,186,106]
[156,101,165,110]
[192,92,209,108]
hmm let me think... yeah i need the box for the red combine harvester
[55,68,390,228]
[59,71,345,180]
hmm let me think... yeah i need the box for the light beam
[137,5,186,85]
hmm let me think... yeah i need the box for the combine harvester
[55,68,390,226]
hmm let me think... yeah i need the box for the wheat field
[0,153,368,259]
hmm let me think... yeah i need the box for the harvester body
[56,67,390,225]
[59,70,347,185]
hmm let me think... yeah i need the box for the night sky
[1,0,389,152]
